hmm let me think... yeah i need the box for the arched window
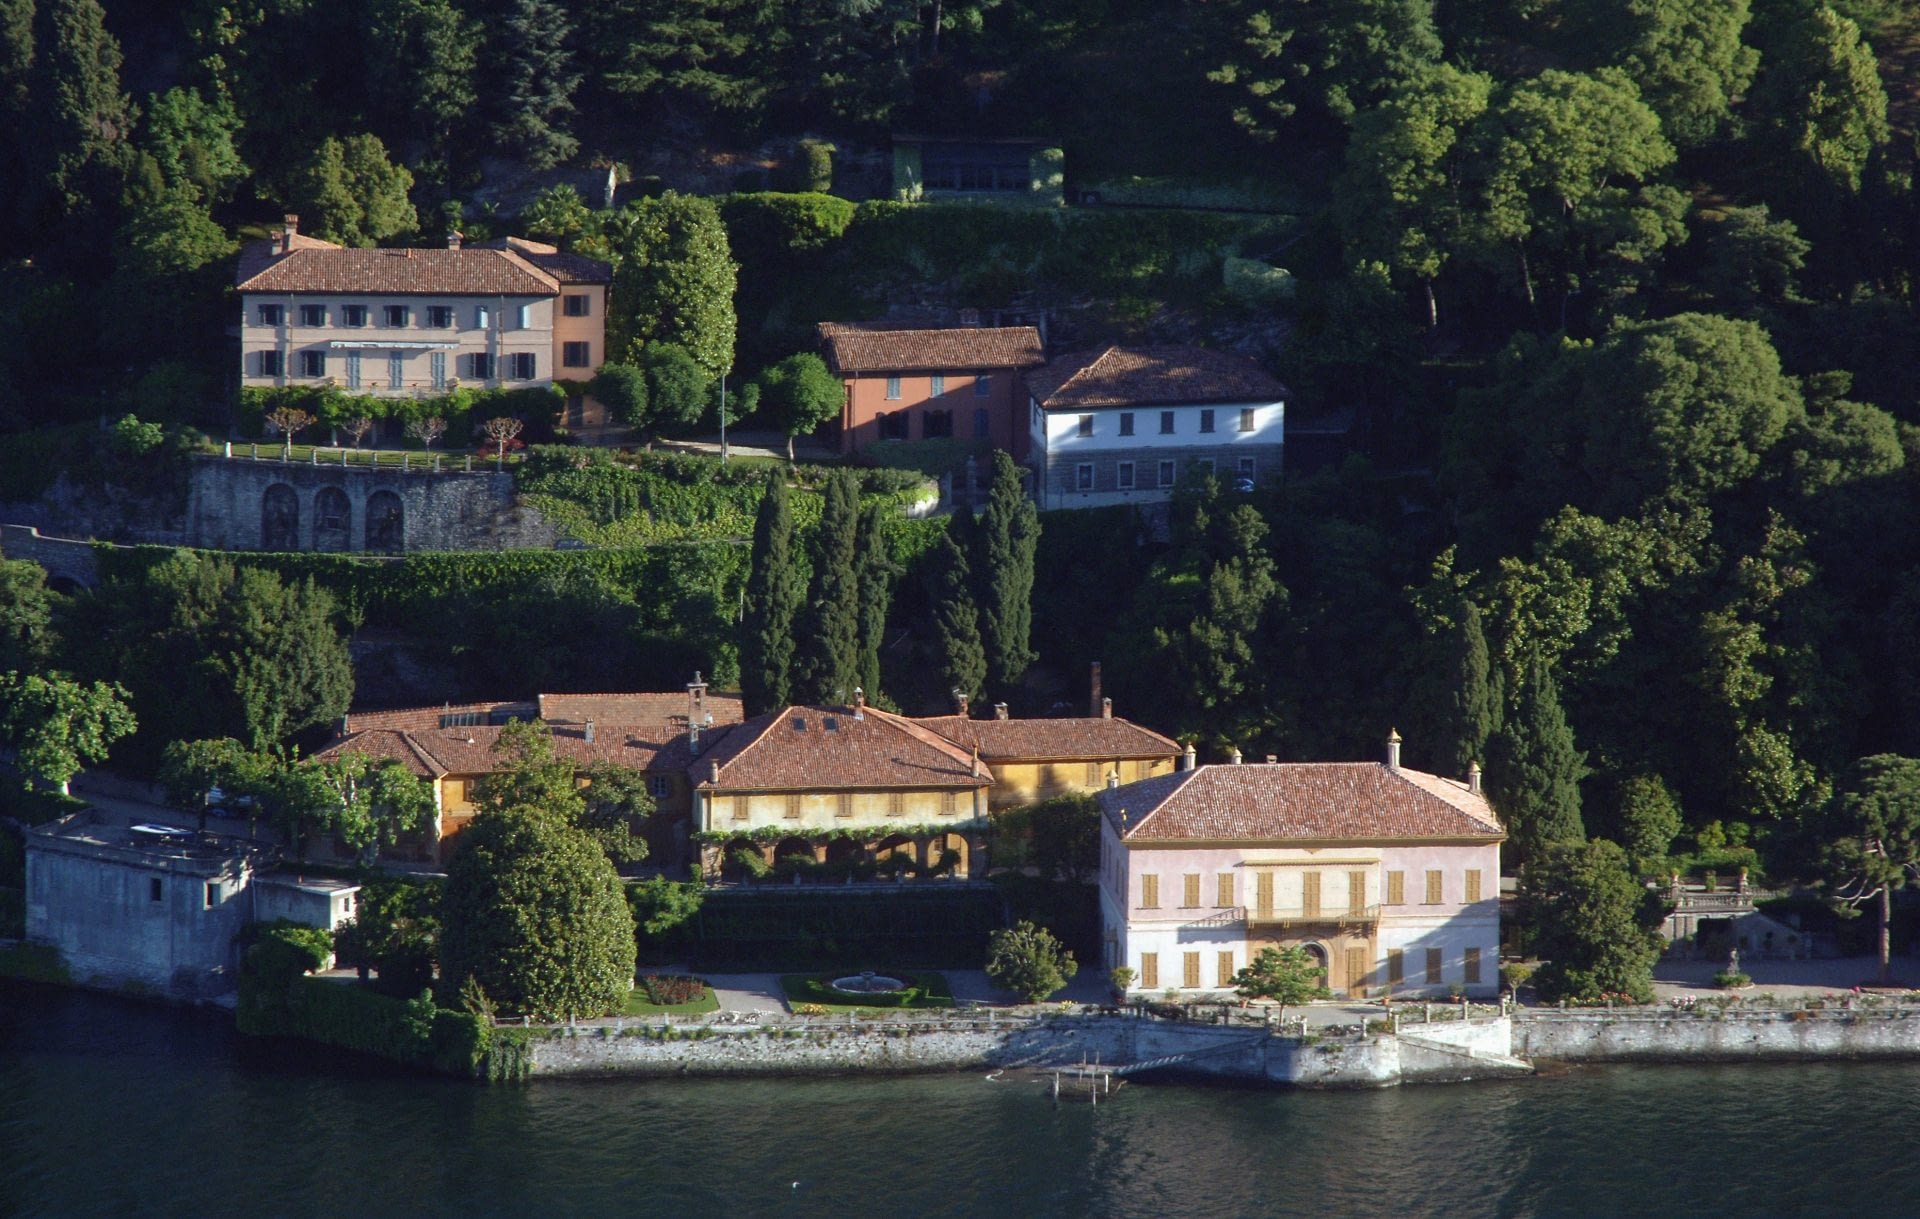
[261,484,299,550]
[313,486,351,551]
[365,490,404,553]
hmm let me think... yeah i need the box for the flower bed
[623,975,719,1015]
[779,972,955,1011]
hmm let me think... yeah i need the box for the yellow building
[911,698,1180,809]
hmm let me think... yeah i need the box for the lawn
[622,975,720,1016]
[779,972,956,1011]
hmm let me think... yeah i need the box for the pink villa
[818,322,1045,455]
[1097,735,1503,999]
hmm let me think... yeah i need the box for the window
[1117,461,1135,490]
[1199,408,1215,433]
[1387,949,1404,985]
[1183,951,1201,989]
[1387,871,1405,905]
[836,793,854,819]
[1426,947,1443,985]
[474,305,491,329]
[1464,947,1483,984]
[1140,873,1159,909]
[383,305,409,327]
[930,374,946,397]
[1077,415,1094,438]
[298,304,325,327]
[1140,952,1159,989]
[923,409,953,438]
[1217,951,1235,988]
[149,878,163,902]
[1255,871,1274,917]
[1302,871,1322,917]
[885,375,902,400]
[1348,870,1368,916]
[784,794,802,820]
[430,351,447,389]
[343,304,368,327]
[346,352,362,388]
[973,408,989,439]
[563,341,591,368]
[516,304,533,329]
[1465,870,1483,903]
[974,374,991,397]
[1075,463,1094,492]
[1217,873,1234,908]
[941,790,958,816]
[205,883,219,909]
[729,796,747,822]
[1085,762,1101,786]
[1119,412,1134,437]
[563,293,590,317]
[1425,870,1444,904]
[388,352,404,389]
[258,304,283,326]
[1239,407,1256,433]
[1190,458,1214,476]
[428,305,454,328]
[298,350,325,378]
[1159,410,1175,435]
[258,350,284,377]
[888,791,905,817]
[879,411,909,440]
[1182,873,1200,908]
[1157,459,1175,488]
[649,776,671,797]
[509,352,536,379]
[1237,456,1255,481]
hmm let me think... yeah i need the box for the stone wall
[0,525,101,589]
[1514,1010,1920,1061]
[185,455,558,553]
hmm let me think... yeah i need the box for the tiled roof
[473,236,612,284]
[1025,345,1286,410]
[693,705,990,791]
[234,244,563,296]
[817,322,1045,374]
[911,713,1179,761]
[343,701,536,733]
[317,721,739,779]
[537,691,745,730]
[1099,763,1503,842]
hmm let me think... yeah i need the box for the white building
[1097,737,1503,999]
[1024,345,1286,510]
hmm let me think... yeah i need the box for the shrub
[985,921,1078,1003]
[1715,970,1753,989]
[779,972,955,1009]
[640,974,707,1006]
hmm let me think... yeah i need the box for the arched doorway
[774,836,815,875]
[875,833,916,876]
[824,838,862,875]
[313,486,351,551]
[719,836,760,882]
[365,490,404,552]
[928,833,969,879]
[261,484,299,550]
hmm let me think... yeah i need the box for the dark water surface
[4,981,1916,1218]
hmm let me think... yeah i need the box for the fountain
[829,970,907,995]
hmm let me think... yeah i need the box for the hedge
[236,385,565,447]
[779,971,955,1010]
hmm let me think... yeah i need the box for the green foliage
[439,808,637,1020]
[278,754,437,861]
[156,736,272,811]
[1233,945,1333,1006]
[795,470,862,704]
[628,877,704,959]
[1818,754,1920,976]
[287,134,417,247]
[794,140,834,193]
[1486,656,1587,865]
[591,362,646,426]
[739,471,802,714]
[632,342,714,430]
[1615,774,1684,878]
[362,0,477,173]
[0,559,56,675]
[855,502,899,703]
[754,353,842,456]
[977,453,1039,694]
[601,192,738,377]
[1560,0,1758,146]
[0,671,134,793]
[1703,206,1811,313]
[985,920,1078,1003]
[18,0,131,229]
[1208,0,1443,134]
[998,794,1101,883]
[1748,3,1890,193]
[474,719,652,864]
[138,86,247,205]
[487,0,580,169]
[927,523,987,706]
[520,183,597,244]
[1520,839,1660,1004]
[1419,600,1498,777]
[779,972,956,1010]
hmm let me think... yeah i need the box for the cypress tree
[975,451,1039,694]
[487,0,580,169]
[739,471,801,715]
[927,522,986,707]
[1434,600,1498,777]
[1486,654,1587,866]
[19,0,132,236]
[794,470,860,704]
[854,501,898,704]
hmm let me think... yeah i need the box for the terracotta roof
[817,323,1045,374]
[1025,346,1286,410]
[316,720,736,779]
[537,692,745,730]
[693,705,989,791]
[1099,763,1503,842]
[234,243,564,296]
[474,236,612,284]
[234,231,341,284]
[343,701,536,732]
[911,713,1179,761]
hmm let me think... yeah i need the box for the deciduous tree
[1520,838,1660,1003]
[1615,773,1683,878]
[0,559,56,675]
[0,671,135,794]
[288,134,417,247]
[1233,945,1332,1017]
[985,919,1078,1003]
[602,192,737,378]
[754,352,842,460]
[1820,754,1920,984]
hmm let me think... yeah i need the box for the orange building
[818,322,1045,456]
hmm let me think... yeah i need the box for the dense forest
[7,0,1920,904]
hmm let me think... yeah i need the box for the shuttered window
[1182,874,1200,908]
[836,794,853,819]
[1425,870,1444,904]
[941,791,958,816]
[1184,952,1201,989]
[1255,871,1274,917]
[888,791,905,817]
[1302,871,1322,918]
[1346,947,1369,993]
[1465,869,1483,903]
[1347,870,1367,915]
[1085,762,1100,785]
[1140,953,1159,989]
[1140,874,1159,909]
[1387,949,1404,985]
[1217,873,1234,908]
[1387,871,1405,905]
[729,796,747,822]
[1426,947,1443,984]
[784,794,802,820]
[1464,947,1483,984]
[1218,951,1235,988]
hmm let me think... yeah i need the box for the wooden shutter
[1217,873,1234,908]
[1347,870,1367,915]
[784,794,802,820]
[836,794,853,819]
[1218,951,1235,987]
[1387,871,1405,905]
[1425,870,1444,904]
[1141,873,1159,908]
[1302,871,1322,918]
[1085,762,1099,785]
[942,790,957,815]
[888,791,905,816]
[1140,953,1158,989]
[729,795,747,822]
[1345,947,1368,994]
[1426,947,1443,984]
[1184,952,1200,989]
[1464,947,1482,984]
[1465,870,1483,903]
[1387,949,1404,984]
[1255,871,1274,918]
[1183,873,1200,908]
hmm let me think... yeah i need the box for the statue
[1728,946,1740,975]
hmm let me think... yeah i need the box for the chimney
[584,720,596,744]
[688,670,707,723]
[993,703,1009,720]
[709,761,720,785]
[1467,760,1482,795]
[1385,728,1402,772]
[1230,746,1242,765]
[853,687,866,719]
[1089,661,1103,717]
[972,744,982,778]
[1101,697,1112,720]
[1266,755,1277,764]
[690,718,703,755]
[446,230,463,250]
[1106,770,1120,789]
[283,214,299,243]
[1181,742,1196,771]
[953,689,970,717]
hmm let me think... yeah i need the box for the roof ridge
[1047,345,1117,405]
[866,706,982,769]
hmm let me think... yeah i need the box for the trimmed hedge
[779,971,955,1010]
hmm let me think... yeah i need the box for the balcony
[1242,904,1381,932]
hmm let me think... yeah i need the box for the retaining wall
[1514,1009,1920,1062]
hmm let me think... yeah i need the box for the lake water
[4,981,1916,1218]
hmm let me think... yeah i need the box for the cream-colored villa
[235,216,609,402]
[1098,736,1503,999]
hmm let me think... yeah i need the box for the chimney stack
[1181,742,1196,771]
[1106,770,1120,789]
[1230,746,1243,765]
[1101,697,1112,720]
[972,744,982,778]
[284,214,299,240]
[954,689,970,717]
[688,671,707,722]
[1266,755,1277,764]
[1089,661,1103,718]
[689,719,702,755]
[853,687,866,719]
[709,761,720,785]
[1385,728,1402,772]
[584,720,596,744]
[447,230,463,250]
[1467,760,1481,795]
[993,703,1009,720]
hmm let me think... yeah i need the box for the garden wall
[1513,1009,1920,1062]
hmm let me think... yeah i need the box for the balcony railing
[1242,904,1382,930]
